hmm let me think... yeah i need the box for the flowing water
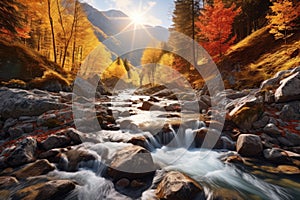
[49,90,300,200]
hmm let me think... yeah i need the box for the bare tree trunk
[192,0,196,70]
[71,28,77,70]
[47,0,57,63]
[57,0,78,69]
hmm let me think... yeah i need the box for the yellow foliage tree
[267,0,300,44]
[140,43,165,86]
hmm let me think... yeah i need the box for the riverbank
[0,67,300,199]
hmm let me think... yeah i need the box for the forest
[0,0,299,89]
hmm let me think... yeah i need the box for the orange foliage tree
[266,0,300,44]
[0,0,30,39]
[196,0,241,61]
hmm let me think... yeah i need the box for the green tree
[169,0,201,73]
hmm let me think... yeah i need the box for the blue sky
[82,0,175,27]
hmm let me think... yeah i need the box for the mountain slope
[82,3,132,37]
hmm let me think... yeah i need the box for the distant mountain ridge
[102,10,128,18]
[81,3,169,66]
[81,3,131,38]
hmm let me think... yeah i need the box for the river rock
[193,128,222,149]
[236,134,263,157]
[263,148,292,164]
[63,149,97,172]
[116,178,130,188]
[263,123,282,136]
[64,128,83,145]
[279,103,300,121]
[0,88,67,119]
[212,188,244,200]
[285,131,300,146]
[252,115,269,129]
[8,126,23,139]
[156,171,204,200]
[229,95,263,130]
[6,137,37,167]
[41,135,70,151]
[13,159,55,179]
[224,155,244,164]
[140,101,162,111]
[275,72,300,102]
[277,137,294,147]
[149,96,160,102]
[277,165,300,174]
[165,103,181,112]
[12,180,76,200]
[153,89,173,98]
[3,118,18,131]
[0,176,19,188]
[107,145,156,181]
[38,149,61,163]
[182,100,209,113]
[155,124,175,145]
[260,69,291,90]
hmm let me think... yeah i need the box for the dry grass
[217,27,300,90]
[0,39,71,90]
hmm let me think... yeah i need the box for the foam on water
[151,148,293,200]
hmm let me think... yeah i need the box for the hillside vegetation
[0,40,70,91]
[218,27,300,90]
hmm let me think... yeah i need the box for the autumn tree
[267,0,300,44]
[140,43,165,86]
[196,0,241,61]
[0,0,26,37]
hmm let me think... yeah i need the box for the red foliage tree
[196,0,241,61]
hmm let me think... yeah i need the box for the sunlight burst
[129,12,145,26]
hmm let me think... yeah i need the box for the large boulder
[107,145,156,181]
[156,171,204,200]
[0,88,67,119]
[275,72,300,102]
[229,95,264,130]
[236,134,263,157]
[6,137,37,167]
